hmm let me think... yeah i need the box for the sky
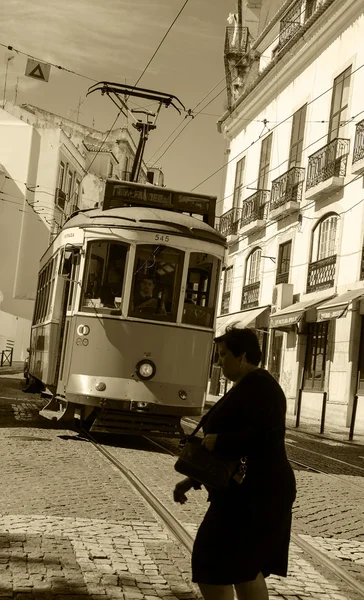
[1,0,237,202]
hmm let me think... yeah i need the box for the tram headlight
[135,360,156,381]
[95,381,106,391]
[179,390,188,400]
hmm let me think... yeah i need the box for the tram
[30,180,226,436]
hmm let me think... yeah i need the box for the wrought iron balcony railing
[353,119,364,165]
[276,271,289,285]
[225,26,249,56]
[241,281,260,310]
[278,0,320,51]
[306,255,336,293]
[306,138,350,190]
[271,167,305,209]
[241,190,270,228]
[218,207,242,236]
[221,292,231,315]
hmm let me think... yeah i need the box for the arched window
[311,214,339,262]
[245,248,262,285]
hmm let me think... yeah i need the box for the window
[312,214,338,262]
[289,105,307,168]
[67,170,73,201]
[246,248,261,285]
[128,245,184,322]
[276,241,292,284]
[268,330,284,382]
[108,161,114,178]
[328,66,352,142]
[233,157,245,209]
[33,254,59,325]
[81,241,129,312]
[257,133,273,190]
[58,162,65,190]
[74,179,81,208]
[182,253,221,328]
[221,266,233,315]
[305,0,317,20]
[303,322,329,390]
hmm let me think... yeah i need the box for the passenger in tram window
[101,266,122,308]
[134,276,159,310]
[173,326,296,600]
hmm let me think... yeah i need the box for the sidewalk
[206,393,364,445]
[0,361,24,377]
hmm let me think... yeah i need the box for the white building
[215,0,364,433]
[0,110,49,360]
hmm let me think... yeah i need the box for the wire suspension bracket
[87,81,185,182]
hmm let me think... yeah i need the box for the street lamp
[2,56,14,108]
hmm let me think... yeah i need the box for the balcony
[277,0,321,52]
[240,190,269,235]
[306,138,350,201]
[218,207,242,238]
[276,272,289,285]
[306,255,336,293]
[241,282,260,310]
[55,188,66,210]
[225,26,249,57]
[352,119,364,174]
[270,167,305,219]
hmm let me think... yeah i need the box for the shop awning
[215,305,269,337]
[316,288,364,321]
[269,295,334,329]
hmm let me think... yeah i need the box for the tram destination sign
[103,180,216,227]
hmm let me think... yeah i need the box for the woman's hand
[173,477,193,504]
[202,433,217,451]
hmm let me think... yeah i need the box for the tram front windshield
[81,241,220,327]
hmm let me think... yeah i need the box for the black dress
[191,368,296,585]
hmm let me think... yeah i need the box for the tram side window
[33,254,58,325]
[80,241,128,312]
[129,245,184,322]
[182,253,221,328]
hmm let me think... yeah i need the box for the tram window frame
[128,244,184,323]
[182,252,221,328]
[80,240,129,314]
[33,253,59,325]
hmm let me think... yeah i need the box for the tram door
[53,247,80,394]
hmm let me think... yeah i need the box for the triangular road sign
[25,58,51,82]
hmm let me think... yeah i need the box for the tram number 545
[155,234,170,242]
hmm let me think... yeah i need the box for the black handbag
[174,421,247,491]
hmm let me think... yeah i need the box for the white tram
[31,181,226,436]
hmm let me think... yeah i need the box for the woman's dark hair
[214,325,262,366]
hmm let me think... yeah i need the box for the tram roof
[62,206,226,246]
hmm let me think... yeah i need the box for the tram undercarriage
[40,394,189,437]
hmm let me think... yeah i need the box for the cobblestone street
[0,372,363,599]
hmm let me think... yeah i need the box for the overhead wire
[147,0,313,165]
[79,0,190,184]
[190,62,362,192]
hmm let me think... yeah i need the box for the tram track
[81,427,364,599]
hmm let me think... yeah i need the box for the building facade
[214,0,364,432]
[0,103,157,360]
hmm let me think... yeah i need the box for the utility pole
[14,77,19,104]
[3,56,14,108]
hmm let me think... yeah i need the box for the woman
[173,326,296,600]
